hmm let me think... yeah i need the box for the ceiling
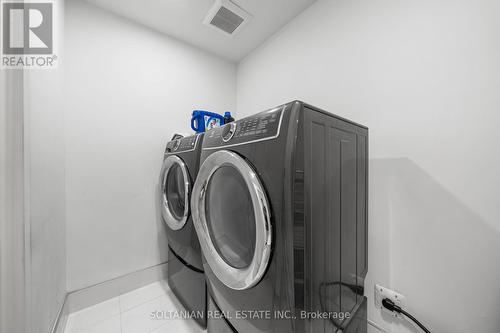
[84,0,316,62]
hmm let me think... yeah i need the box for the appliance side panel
[330,125,358,316]
[303,108,344,333]
[356,134,368,287]
[308,114,330,333]
[303,107,368,333]
[292,108,306,333]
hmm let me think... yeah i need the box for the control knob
[172,139,181,151]
[222,122,237,142]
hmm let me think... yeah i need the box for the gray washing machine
[159,133,206,328]
[191,101,368,333]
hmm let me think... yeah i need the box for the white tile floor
[64,281,205,333]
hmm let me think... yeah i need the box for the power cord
[382,298,432,333]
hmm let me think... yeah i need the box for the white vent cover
[203,0,252,36]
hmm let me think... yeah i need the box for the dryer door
[191,150,272,290]
[160,155,191,230]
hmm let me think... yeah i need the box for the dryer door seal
[159,155,191,230]
[191,150,272,290]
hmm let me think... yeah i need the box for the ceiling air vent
[203,0,252,36]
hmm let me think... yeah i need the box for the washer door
[160,155,191,230]
[191,150,272,290]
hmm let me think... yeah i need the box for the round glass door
[191,150,272,290]
[159,155,191,230]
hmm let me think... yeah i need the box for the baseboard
[368,319,390,333]
[51,262,168,333]
[51,294,69,333]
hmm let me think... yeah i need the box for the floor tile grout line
[68,312,122,333]
[120,290,168,314]
[64,297,121,333]
[66,282,170,333]
[144,319,206,333]
[119,293,168,332]
[144,321,170,333]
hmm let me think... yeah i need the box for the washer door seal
[159,155,191,230]
[191,150,272,290]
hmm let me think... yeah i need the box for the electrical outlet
[374,284,406,318]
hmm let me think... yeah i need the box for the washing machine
[159,133,206,328]
[191,101,368,333]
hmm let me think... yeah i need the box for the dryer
[159,133,206,328]
[191,101,368,333]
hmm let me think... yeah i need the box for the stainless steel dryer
[191,101,368,333]
[159,133,206,328]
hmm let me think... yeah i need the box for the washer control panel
[204,106,285,148]
[165,134,200,154]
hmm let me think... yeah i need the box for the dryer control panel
[203,105,285,148]
[165,134,200,154]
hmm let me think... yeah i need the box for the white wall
[1,5,66,333]
[64,0,236,291]
[237,0,500,332]
[0,71,27,333]
[23,1,67,331]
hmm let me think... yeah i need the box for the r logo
[2,2,53,54]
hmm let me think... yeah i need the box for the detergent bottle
[223,112,235,124]
[191,110,226,133]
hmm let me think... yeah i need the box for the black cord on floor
[382,298,431,333]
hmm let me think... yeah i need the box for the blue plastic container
[191,110,226,133]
